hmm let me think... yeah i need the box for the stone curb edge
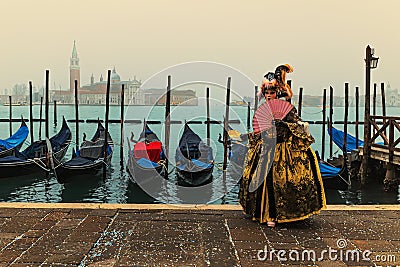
[0,202,398,210]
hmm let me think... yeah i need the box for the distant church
[53,41,142,105]
[385,83,399,106]
[52,41,197,105]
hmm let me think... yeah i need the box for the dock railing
[369,115,400,163]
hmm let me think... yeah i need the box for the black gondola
[54,121,114,183]
[0,117,72,178]
[319,160,349,190]
[0,120,29,158]
[126,123,166,183]
[225,128,249,181]
[175,124,214,186]
[225,125,350,191]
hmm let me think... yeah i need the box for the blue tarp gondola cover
[328,127,364,153]
[319,161,341,177]
[0,124,29,151]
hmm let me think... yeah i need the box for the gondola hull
[56,151,113,183]
[54,121,114,183]
[0,142,25,158]
[0,148,17,158]
[322,175,349,191]
[0,158,46,177]
[319,160,349,190]
[0,143,70,179]
[126,123,167,183]
[176,165,213,187]
[321,166,349,191]
[175,124,214,187]
[127,156,166,183]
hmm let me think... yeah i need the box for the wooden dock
[359,115,400,190]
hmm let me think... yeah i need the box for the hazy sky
[1,0,399,97]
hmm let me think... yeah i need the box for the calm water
[0,103,399,204]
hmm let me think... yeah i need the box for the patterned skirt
[238,132,326,223]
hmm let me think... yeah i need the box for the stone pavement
[0,203,399,267]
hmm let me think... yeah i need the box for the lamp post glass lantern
[370,56,379,69]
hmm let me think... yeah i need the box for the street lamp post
[361,45,379,185]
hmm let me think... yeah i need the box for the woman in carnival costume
[239,64,326,227]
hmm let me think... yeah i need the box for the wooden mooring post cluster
[293,45,399,190]
[2,48,398,190]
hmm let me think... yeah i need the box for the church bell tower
[70,41,80,92]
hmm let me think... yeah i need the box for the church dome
[111,67,121,82]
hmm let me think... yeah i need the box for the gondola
[217,126,249,180]
[225,125,350,191]
[175,124,214,186]
[318,160,349,190]
[329,126,364,152]
[328,125,384,152]
[323,126,366,190]
[226,129,249,178]
[0,117,72,178]
[54,120,114,183]
[0,120,29,158]
[126,123,166,183]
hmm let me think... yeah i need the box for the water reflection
[0,105,399,204]
[0,158,399,205]
[325,179,399,205]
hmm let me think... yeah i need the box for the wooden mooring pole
[343,83,349,164]
[381,82,386,137]
[361,45,372,185]
[206,87,210,146]
[287,80,292,104]
[355,86,359,148]
[29,81,34,144]
[223,77,231,172]
[254,85,258,111]
[322,89,327,160]
[39,97,43,140]
[120,84,125,163]
[344,83,350,185]
[9,96,12,137]
[103,70,111,178]
[53,100,57,127]
[298,87,303,117]
[329,86,334,158]
[45,70,49,139]
[164,76,171,177]
[373,83,377,136]
[247,102,251,131]
[74,80,79,151]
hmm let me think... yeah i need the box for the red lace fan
[252,99,294,134]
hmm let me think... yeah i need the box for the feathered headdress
[258,64,294,100]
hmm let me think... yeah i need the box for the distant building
[144,89,198,106]
[0,94,27,105]
[52,42,142,105]
[385,83,399,106]
[78,68,142,105]
[52,41,196,105]
[70,41,80,94]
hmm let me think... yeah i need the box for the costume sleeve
[284,107,301,123]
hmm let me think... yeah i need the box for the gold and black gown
[238,108,326,223]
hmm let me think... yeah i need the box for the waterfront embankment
[0,203,399,266]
